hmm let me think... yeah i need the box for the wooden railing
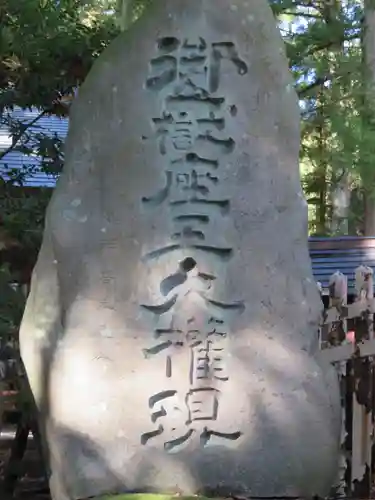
[319,265,375,498]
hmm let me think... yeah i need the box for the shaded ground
[0,429,50,500]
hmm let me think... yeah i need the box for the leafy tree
[360,0,375,234]
[0,0,119,255]
[0,0,152,250]
[277,0,367,235]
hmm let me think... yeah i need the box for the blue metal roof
[309,237,375,293]
[310,236,375,242]
[0,107,68,187]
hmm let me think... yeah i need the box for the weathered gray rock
[19,1,341,499]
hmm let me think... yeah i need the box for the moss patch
[99,495,215,500]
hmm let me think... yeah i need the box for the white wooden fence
[319,266,375,498]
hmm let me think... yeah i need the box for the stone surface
[19,1,341,499]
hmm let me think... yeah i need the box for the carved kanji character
[191,339,229,384]
[186,387,219,423]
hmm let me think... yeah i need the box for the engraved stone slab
[19,1,341,499]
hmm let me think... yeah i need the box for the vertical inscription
[140,37,248,451]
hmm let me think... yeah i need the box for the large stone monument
[19,1,341,499]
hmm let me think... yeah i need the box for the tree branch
[0,109,49,161]
[0,91,73,162]
[313,31,359,54]
[283,11,321,19]
[297,75,329,98]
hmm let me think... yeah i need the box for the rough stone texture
[19,1,341,499]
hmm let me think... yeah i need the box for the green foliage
[1,0,118,109]
[0,0,153,182]
[0,0,121,184]
[116,0,153,30]
[98,496,214,500]
[0,180,51,248]
[278,0,372,235]
[0,265,25,338]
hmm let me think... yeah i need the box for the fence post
[325,271,348,495]
[351,265,374,498]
